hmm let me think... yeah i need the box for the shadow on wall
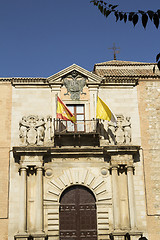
[98,115,132,145]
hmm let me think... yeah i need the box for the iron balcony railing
[54,119,98,134]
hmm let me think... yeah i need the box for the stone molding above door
[44,167,112,240]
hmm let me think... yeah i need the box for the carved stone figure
[115,115,125,144]
[63,70,86,100]
[123,117,131,144]
[108,121,116,144]
[19,115,45,146]
[19,117,27,145]
[37,119,45,146]
[44,116,54,144]
[107,115,132,145]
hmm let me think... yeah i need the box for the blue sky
[0,0,159,77]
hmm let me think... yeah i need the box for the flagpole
[55,93,58,117]
[55,93,58,131]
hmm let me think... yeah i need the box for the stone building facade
[0,81,12,240]
[0,60,160,240]
[137,73,160,240]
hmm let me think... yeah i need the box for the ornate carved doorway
[59,185,97,240]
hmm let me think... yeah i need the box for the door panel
[59,185,97,240]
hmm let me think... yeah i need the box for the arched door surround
[59,185,97,240]
[44,168,111,240]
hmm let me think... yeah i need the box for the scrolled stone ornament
[19,115,45,146]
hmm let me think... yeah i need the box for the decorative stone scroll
[19,115,53,146]
[63,70,86,100]
[108,115,131,145]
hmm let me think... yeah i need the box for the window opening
[67,104,85,132]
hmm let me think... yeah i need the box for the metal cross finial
[108,43,120,60]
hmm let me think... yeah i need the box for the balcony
[53,119,100,147]
[18,115,132,148]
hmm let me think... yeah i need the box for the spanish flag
[96,97,117,124]
[56,97,76,123]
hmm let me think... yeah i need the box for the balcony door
[67,104,85,132]
[59,185,97,240]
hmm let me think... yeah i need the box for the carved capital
[127,165,135,173]
[19,166,27,174]
[110,164,119,174]
[111,164,119,170]
[36,166,43,170]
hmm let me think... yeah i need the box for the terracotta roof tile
[94,60,156,66]
[94,68,160,77]
[93,60,160,78]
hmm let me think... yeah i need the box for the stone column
[127,165,136,230]
[19,167,27,233]
[111,165,120,230]
[35,167,43,233]
[119,166,130,229]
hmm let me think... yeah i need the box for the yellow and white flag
[96,97,117,124]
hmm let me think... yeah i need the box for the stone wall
[0,82,12,239]
[99,86,141,145]
[11,87,52,146]
[8,65,148,240]
[137,79,160,240]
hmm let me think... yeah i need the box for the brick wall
[137,79,160,240]
[0,82,12,239]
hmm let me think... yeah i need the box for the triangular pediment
[47,64,102,83]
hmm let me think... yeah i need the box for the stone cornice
[13,145,140,163]
[11,77,49,87]
[0,78,13,83]
[0,66,159,87]
[103,145,140,153]
[101,77,138,86]
[103,145,140,162]
[13,146,104,160]
[101,75,160,86]
[0,77,49,87]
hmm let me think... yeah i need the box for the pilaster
[18,167,27,234]
[127,165,136,230]
[15,166,29,240]
[35,167,44,234]
[110,153,135,231]
[15,154,46,240]
[111,164,120,230]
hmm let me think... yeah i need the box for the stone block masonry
[0,83,12,239]
[138,80,160,240]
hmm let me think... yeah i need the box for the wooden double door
[59,185,97,240]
